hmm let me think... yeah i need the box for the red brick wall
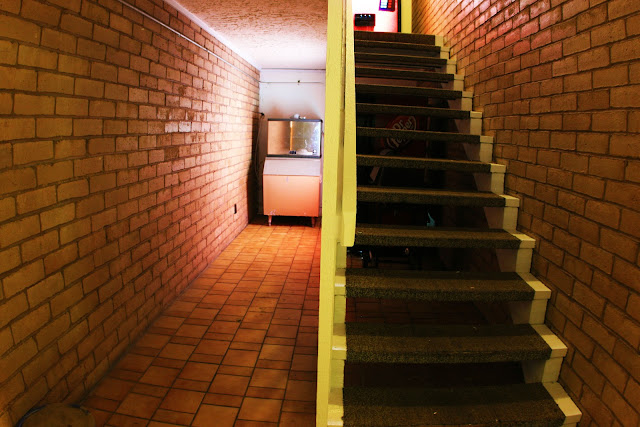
[414,0,640,425]
[0,0,259,424]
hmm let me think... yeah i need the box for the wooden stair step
[356,103,470,119]
[354,30,438,45]
[344,269,536,302]
[357,126,481,143]
[356,83,463,99]
[357,186,509,206]
[342,383,566,426]
[354,224,532,249]
[356,154,496,173]
[356,52,448,67]
[354,39,443,54]
[343,323,551,364]
[355,65,453,82]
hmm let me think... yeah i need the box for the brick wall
[414,0,639,425]
[0,0,259,424]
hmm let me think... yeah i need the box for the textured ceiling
[170,0,328,70]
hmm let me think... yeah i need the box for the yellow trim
[401,0,412,33]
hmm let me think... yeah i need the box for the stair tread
[356,154,492,172]
[357,127,481,143]
[354,39,443,53]
[354,30,438,45]
[342,383,565,426]
[354,224,524,249]
[357,186,505,206]
[356,102,470,119]
[356,83,462,99]
[344,323,551,364]
[345,269,534,301]
[356,66,453,81]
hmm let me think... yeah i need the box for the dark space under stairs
[330,31,581,426]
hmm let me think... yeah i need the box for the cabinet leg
[268,215,272,226]
[311,217,316,227]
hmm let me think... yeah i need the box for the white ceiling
[168,0,328,70]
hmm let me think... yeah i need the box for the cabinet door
[263,175,320,217]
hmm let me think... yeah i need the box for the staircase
[328,31,581,426]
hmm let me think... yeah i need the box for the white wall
[257,69,326,214]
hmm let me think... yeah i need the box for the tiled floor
[83,218,320,426]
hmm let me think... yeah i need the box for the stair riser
[354,31,439,45]
[355,47,448,59]
[357,84,464,100]
[356,104,471,120]
[355,68,454,82]
[357,127,481,143]
[357,193,507,207]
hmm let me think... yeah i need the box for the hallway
[81,219,320,426]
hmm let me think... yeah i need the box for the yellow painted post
[317,0,345,425]
[401,0,412,33]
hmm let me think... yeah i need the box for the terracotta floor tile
[233,328,266,343]
[92,377,135,401]
[115,392,162,418]
[218,365,254,377]
[222,349,259,367]
[219,305,249,317]
[179,361,218,382]
[244,312,274,323]
[192,404,238,427]
[169,336,200,346]
[208,320,240,335]
[84,396,120,412]
[107,413,148,426]
[158,343,195,360]
[175,323,208,338]
[152,408,194,425]
[264,337,296,346]
[259,344,294,361]
[85,222,319,426]
[131,383,168,398]
[230,341,262,351]
[189,353,223,364]
[190,308,219,320]
[203,393,244,407]
[250,368,289,389]
[194,339,230,356]
[246,387,286,400]
[117,354,154,373]
[278,411,315,426]
[152,316,185,330]
[284,380,316,402]
[238,397,282,422]
[208,373,250,395]
[267,325,298,339]
[139,366,180,387]
[281,400,315,414]
[152,357,186,370]
[256,360,291,370]
[136,333,171,349]
[172,378,209,392]
[159,388,204,413]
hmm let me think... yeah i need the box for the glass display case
[267,119,322,157]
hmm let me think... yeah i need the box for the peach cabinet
[263,158,321,226]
